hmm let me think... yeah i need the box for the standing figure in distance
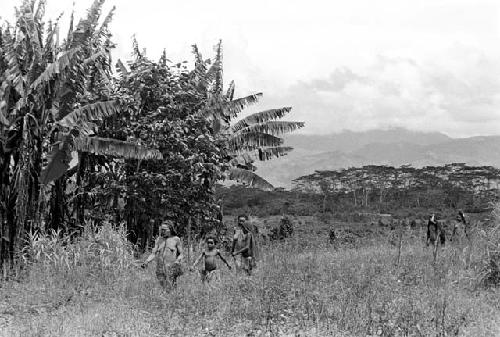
[191,236,232,283]
[142,220,184,290]
[426,214,445,247]
[231,214,255,275]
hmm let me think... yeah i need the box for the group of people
[426,210,469,247]
[140,214,256,290]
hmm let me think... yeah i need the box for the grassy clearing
[1,222,499,336]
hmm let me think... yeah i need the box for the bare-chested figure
[142,221,184,290]
[191,236,231,283]
[231,214,255,275]
[427,214,445,247]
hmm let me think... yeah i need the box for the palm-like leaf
[229,132,283,151]
[4,31,26,96]
[30,48,80,89]
[57,100,119,129]
[223,93,262,119]
[73,137,163,160]
[238,121,304,136]
[40,141,72,185]
[231,107,292,132]
[233,146,293,164]
[258,146,293,161]
[115,59,128,75]
[228,168,273,190]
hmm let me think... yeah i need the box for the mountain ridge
[255,129,500,188]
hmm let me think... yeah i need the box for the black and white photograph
[0,0,499,336]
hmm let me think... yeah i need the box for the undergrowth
[1,214,499,336]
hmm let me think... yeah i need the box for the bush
[22,221,135,279]
[477,203,500,288]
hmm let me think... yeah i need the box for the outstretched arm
[217,251,232,269]
[143,239,159,267]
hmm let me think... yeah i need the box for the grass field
[1,217,499,337]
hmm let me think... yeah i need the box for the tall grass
[1,217,499,336]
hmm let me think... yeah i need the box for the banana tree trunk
[48,178,66,231]
[75,153,87,227]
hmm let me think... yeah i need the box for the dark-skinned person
[231,214,256,275]
[191,236,232,283]
[141,220,184,290]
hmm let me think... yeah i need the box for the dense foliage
[0,0,303,269]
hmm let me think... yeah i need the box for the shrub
[477,203,500,288]
[22,220,135,278]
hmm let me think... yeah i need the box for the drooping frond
[257,146,293,161]
[229,132,283,151]
[231,146,293,164]
[31,48,80,89]
[4,30,26,96]
[73,137,163,160]
[57,100,119,129]
[115,59,128,75]
[40,141,72,185]
[238,121,305,136]
[223,93,262,119]
[231,107,292,132]
[228,168,274,191]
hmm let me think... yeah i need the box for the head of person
[237,214,248,231]
[206,236,216,248]
[160,220,174,238]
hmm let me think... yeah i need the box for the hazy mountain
[283,127,451,153]
[255,129,500,189]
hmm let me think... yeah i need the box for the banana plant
[0,0,161,268]
[192,41,304,190]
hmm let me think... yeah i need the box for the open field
[1,217,499,337]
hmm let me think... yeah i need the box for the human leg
[155,271,168,289]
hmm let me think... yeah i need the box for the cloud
[267,46,500,137]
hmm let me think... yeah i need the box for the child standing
[191,237,232,283]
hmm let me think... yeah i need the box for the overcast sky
[1,0,500,137]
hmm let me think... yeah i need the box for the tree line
[293,163,500,211]
[0,0,303,270]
